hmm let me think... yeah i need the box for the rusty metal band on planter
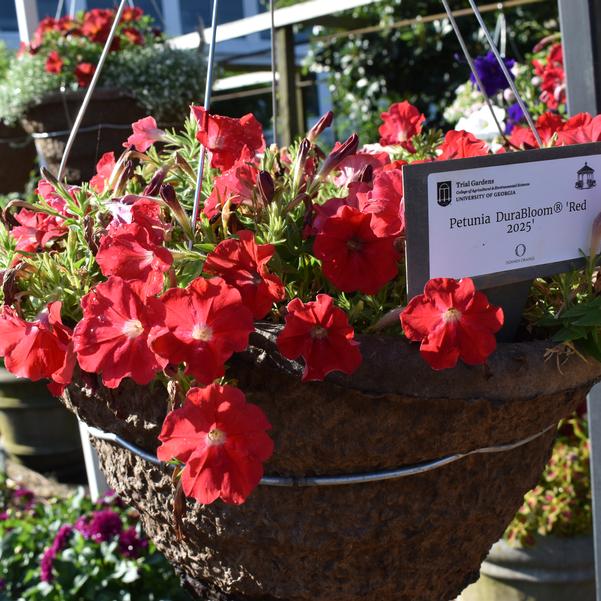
[86,423,555,487]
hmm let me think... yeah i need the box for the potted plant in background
[0,7,206,183]
[0,97,601,601]
[461,412,594,601]
[0,42,36,195]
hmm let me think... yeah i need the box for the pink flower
[74,63,95,87]
[379,101,426,151]
[90,152,116,193]
[123,116,166,152]
[11,209,66,252]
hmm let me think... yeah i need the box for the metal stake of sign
[57,0,128,180]
[189,0,220,248]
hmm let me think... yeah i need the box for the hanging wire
[189,0,220,249]
[55,0,66,20]
[466,0,543,146]
[439,0,513,147]
[57,0,128,180]
[270,0,278,145]
[86,422,555,487]
[493,10,507,57]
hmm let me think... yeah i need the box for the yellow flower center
[206,428,226,446]
[122,319,144,338]
[191,324,213,342]
[442,307,462,324]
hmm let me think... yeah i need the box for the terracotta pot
[460,535,595,601]
[20,89,146,184]
[0,121,36,194]
[61,326,601,601]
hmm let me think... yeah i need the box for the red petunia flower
[557,114,601,145]
[333,151,389,187]
[107,195,166,244]
[45,51,63,74]
[203,147,258,219]
[203,230,286,319]
[123,116,166,152]
[357,168,405,238]
[95,222,172,290]
[122,7,144,21]
[379,101,426,151]
[276,294,362,381]
[90,152,116,193]
[157,383,273,505]
[400,277,504,370]
[82,9,114,44]
[313,205,399,294]
[122,27,144,45]
[192,106,265,171]
[73,277,168,388]
[510,112,565,149]
[0,302,73,386]
[11,209,67,252]
[74,63,95,87]
[149,277,254,385]
[438,131,489,160]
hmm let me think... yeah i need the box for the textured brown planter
[61,325,601,601]
[0,121,36,194]
[20,89,146,184]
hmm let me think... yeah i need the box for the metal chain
[189,0,220,249]
[466,0,543,146]
[86,423,555,487]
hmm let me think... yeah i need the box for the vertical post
[15,0,39,44]
[78,421,109,502]
[561,3,601,599]
[559,0,601,115]
[161,0,183,37]
[275,26,301,146]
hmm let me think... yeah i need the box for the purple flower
[0,578,5,590]
[12,487,34,510]
[0,511,8,521]
[118,527,148,558]
[87,509,122,542]
[505,102,525,134]
[40,525,73,583]
[471,51,516,96]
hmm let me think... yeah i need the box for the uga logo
[437,181,452,207]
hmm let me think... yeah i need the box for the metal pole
[190,0,220,247]
[466,0,543,147]
[15,0,39,44]
[270,0,278,145]
[57,0,128,180]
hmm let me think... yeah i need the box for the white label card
[404,142,601,298]
[427,155,601,279]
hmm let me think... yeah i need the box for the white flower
[455,105,506,142]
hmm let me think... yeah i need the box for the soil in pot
[460,535,595,601]
[60,328,601,601]
[20,89,146,184]
[0,121,36,194]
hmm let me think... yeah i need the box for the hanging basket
[60,325,601,601]
[20,89,146,184]
[0,121,36,194]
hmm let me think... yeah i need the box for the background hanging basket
[60,326,601,601]
[0,121,35,194]
[20,89,145,184]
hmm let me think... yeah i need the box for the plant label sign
[404,142,601,298]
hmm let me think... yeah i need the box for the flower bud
[160,184,193,240]
[293,138,312,191]
[113,160,134,197]
[144,165,170,197]
[307,111,333,143]
[257,171,275,204]
[318,133,359,181]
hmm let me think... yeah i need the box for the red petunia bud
[257,171,275,204]
[318,134,359,181]
[307,111,333,143]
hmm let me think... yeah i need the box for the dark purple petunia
[505,102,525,134]
[40,525,74,582]
[118,527,149,558]
[471,51,516,96]
[86,509,123,542]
